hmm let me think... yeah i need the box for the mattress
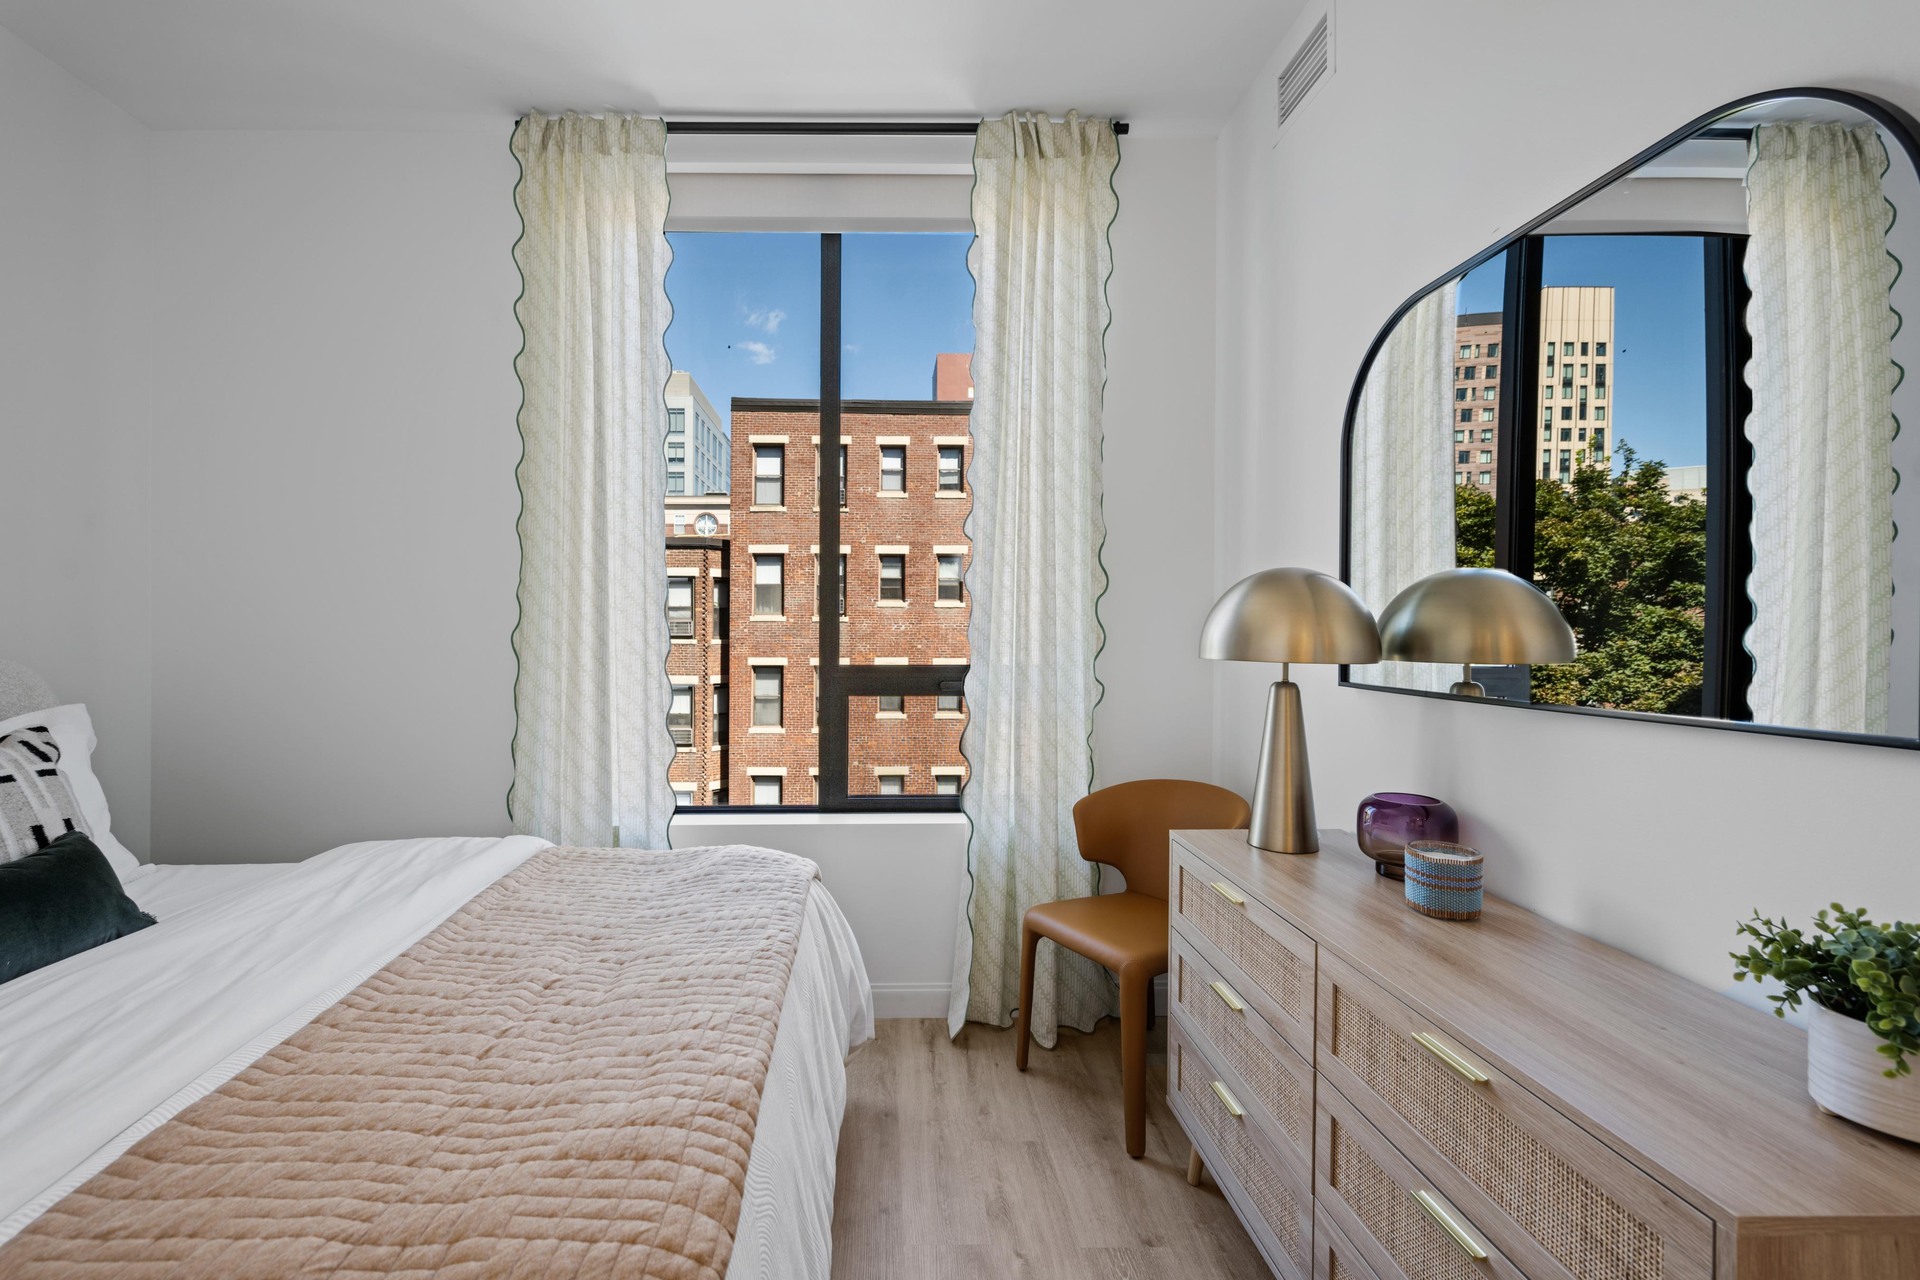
[0,838,872,1279]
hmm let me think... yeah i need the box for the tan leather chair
[1015,778,1252,1158]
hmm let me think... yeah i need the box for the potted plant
[1732,906,1920,1142]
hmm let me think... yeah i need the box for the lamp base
[1248,680,1318,854]
[1450,663,1486,697]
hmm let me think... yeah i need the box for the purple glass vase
[1355,792,1459,879]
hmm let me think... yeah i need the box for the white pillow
[0,704,142,882]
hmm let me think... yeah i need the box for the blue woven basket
[1403,840,1483,921]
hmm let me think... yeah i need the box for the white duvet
[0,837,873,1279]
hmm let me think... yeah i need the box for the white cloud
[844,343,862,355]
[745,307,786,334]
[736,340,777,365]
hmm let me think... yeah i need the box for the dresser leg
[1187,1146,1204,1187]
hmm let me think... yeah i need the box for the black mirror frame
[1337,86,1920,750]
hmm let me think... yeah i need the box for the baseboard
[872,983,951,1019]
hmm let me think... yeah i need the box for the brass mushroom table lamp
[1200,567,1381,854]
[1376,567,1577,696]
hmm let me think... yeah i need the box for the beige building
[665,371,730,497]
[1449,286,1615,487]
[1538,286,1614,482]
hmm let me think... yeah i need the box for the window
[876,773,905,796]
[1458,344,1474,359]
[1482,386,1496,401]
[1479,450,1493,464]
[667,441,686,463]
[667,472,686,495]
[1561,427,1572,441]
[1455,387,1468,401]
[752,666,783,728]
[1595,341,1607,356]
[879,445,906,492]
[1480,409,1495,424]
[937,554,964,602]
[1578,427,1588,442]
[1561,406,1573,420]
[877,693,904,715]
[933,772,962,796]
[713,687,727,742]
[1594,406,1607,422]
[936,690,963,714]
[817,443,848,509]
[1563,341,1575,356]
[669,682,693,748]
[1478,472,1492,485]
[1486,342,1500,359]
[1459,409,1472,424]
[1457,471,1468,484]
[1455,429,1466,442]
[1462,365,1476,380]
[751,775,782,806]
[668,408,685,434]
[938,445,963,491]
[1458,449,1471,464]
[1580,341,1590,356]
[837,553,847,617]
[754,444,784,506]
[879,554,905,601]
[1480,427,1494,441]
[667,578,694,638]
[1484,365,1498,379]
[753,554,783,617]
[1543,407,1553,425]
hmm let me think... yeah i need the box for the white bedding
[0,837,873,1279]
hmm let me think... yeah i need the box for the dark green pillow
[0,830,156,984]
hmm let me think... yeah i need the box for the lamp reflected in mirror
[1376,568,1577,696]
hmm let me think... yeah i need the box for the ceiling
[0,0,1300,133]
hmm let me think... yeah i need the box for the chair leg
[1120,963,1152,1158]
[1187,1146,1205,1187]
[1015,920,1040,1072]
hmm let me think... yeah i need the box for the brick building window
[669,683,693,748]
[752,666,783,728]
[667,578,694,638]
[713,686,727,743]
[753,554,784,617]
[875,770,907,796]
[938,445,963,491]
[750,774,782,805]
[937,554,964,603]
[753,444,784,506]
[933,770,963,796]
[879,554,905,602]
[936,691,963,714]
[879,445,906,492]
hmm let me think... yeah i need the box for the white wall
[133,129,1216,1007]
[146,131,525,863]
[1215,0,1920,995]
[0,25,153,858]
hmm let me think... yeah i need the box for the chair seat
[1024,891,1169,975]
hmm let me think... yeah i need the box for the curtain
[508,113,676,848]
[1348,282,1460,691]
[948,112,1119,1044]
[1745,122,1899,735]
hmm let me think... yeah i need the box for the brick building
[726,395,972,804]
[665,494,731,806]
[1452,311,1502,489]
[1450,288,1615,489]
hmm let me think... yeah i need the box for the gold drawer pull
[1208,880,1245,907]
[1209,980,1245,1013]
[1412,1189,1490,1260]
[1210,1080,1245,1118]
[1412,1030,1490,1084]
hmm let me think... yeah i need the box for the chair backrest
[1071,779,1252,902]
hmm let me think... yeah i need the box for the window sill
[876,491,908,499]
[876,600,908,609]
[670,637,697,644]
[875,711,908,720]
[933,711,966,720]
[748,726,786,734]
[749,615,786,623]
[934,599,965,608]
[934,491,967,499]
[749,505,786,513]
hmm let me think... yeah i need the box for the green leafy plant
[1732,906,1920,1078]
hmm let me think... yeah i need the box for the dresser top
[1173,827,1920,1225]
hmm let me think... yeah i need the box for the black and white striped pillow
[0,726,85,862]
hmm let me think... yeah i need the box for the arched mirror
[1341,87,1920,747]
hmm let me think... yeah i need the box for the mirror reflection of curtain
[1745,122,1899,734]
[1350,282,1459,690]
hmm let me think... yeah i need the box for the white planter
[1806,1001,1920,1144]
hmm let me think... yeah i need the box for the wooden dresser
[1166,827,1920,1280]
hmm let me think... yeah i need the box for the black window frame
[1336,84,1920,752]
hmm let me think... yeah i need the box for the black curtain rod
[663,119,1128,136]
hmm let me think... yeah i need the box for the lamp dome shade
[1377,568,1577,664]
[1200,567,1382,665]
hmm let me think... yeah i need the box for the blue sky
[1458,235,1708,470]
[664,232,975,429]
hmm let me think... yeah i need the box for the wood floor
[830,1019,1270,1279]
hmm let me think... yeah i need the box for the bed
[0,835,873,1278]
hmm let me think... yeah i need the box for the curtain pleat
[949,112,1119,1045]
[508,113,676,848]
[1745,122,1899,734]
[1348,283,1460,691]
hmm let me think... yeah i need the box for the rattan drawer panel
[1173,931,1314,1178]
[1172,1020,1313,1280]
[1172,843,1316,1057]
[1317,1205,1387,1280]
[1317,1087,1526,1280]
[1317,952,1714,1280]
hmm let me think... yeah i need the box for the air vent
[1276,13,1331,132]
